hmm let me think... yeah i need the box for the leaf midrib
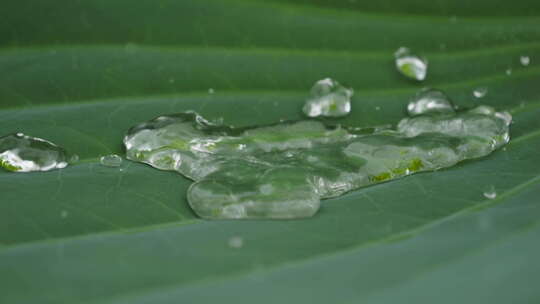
[2,41,540,58]
[1,66,539,114]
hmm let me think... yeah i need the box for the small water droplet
[124,104,511,220]
[60,210,69,218]
[228,236,244,248]
[473,87,488,98]
[302,78,353,117]
[100,154,123,167]
[394,47,428,81]
[208,88,215,94]
[69,154,79,163]
[0,133,69,172]
[505,68,512,76]
[520,55,530,66]
[375,106,381,111]
[168,78,175,83]
[483,185,497,199]
[260,184,274,195]
[407,88,454,116]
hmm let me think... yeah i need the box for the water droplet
[208,88,215,94]
[302,78,353,117]
[505,68,512,76]
[375,106,381,111]
[60,210,69,218]
[520,55,530,66]
[228,236,244,248]
[100,154,123,167]
[394,47,428,81]
[494,111,512,127]
[69,154,79,163]
[260,184,274,195]
[168,78,175,83]
[0,133,69,172]
[468,105,495,116]
[483,185,497,199]
[125,103,511,220]
[407,88,454,116]
[473,87,488,98]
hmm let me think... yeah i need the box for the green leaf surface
[1,0,539,303]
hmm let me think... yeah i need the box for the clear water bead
[407,88,455,116]
[473,87,488,98]
[0,133,68,172]
[302,78,353,117]
[125,105,511,220]
[520,56,530,66]
[100,154,123,167]
[69,154,79,163]
[208,88,215,94]
[228,236,244,248]
[483,185,497,199]
[394,47,428,81]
